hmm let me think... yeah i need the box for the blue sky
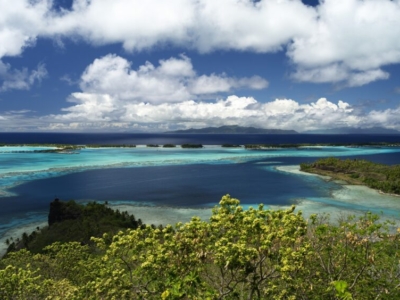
[0,0,400,132]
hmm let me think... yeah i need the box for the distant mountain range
[304,127,400,135]
[166,125,400,135]
[166,125,298,134]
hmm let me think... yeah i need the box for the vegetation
[300,157,400,195]
[5,199,143,255]
[146,144,160,147]
[245,144,295,149]
[0,144,83,148]
[0,145,83,153]
[86,144,136,148]
[221,144,242,148]
[245,143,400,150]
[1,142,399,152]
[1,195,399,299]
[181,144,203,148]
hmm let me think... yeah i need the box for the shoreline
[277,165,400,198]
[275,165,400,223]
[0,220,47,258]
[0,205,214,258]
[2,142,400,150]
[3,169,400,257]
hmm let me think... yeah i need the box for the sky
[0,0,400,132]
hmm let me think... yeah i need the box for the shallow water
[1,144,400,256]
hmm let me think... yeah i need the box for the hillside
[1,195,399,299]
[304,126,400,135]
[4,199,144,255]
[166,125,298,134]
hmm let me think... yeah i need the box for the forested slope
[1,195,399,299]
[5,199,144,254]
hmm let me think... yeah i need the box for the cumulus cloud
[0,61,47,92]
[2,0,400,87]
[346,69,390,87]
[292,64,390,87]
[35,52,398,132]
[45,92,366,132]
[78,54,268,103]
[50,0,400,86]
[288,0,400,86]
[42,93,400,132]
[0,0,55,59]
[366,106,400,129]
[49,0,316,53]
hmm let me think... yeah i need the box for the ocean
[1,133,400,254]
[2,132,400,145]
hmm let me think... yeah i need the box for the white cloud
[366,107,400,129]
[60,93,116,122]
[48,0,316,53]
[289,0,400,70]
[37,53,400,132]
[288,0,400,86]
[60,0,400,87]
[0,61,47,92]
[0,0,50,58]
[60,74,78,86]
[347,69,390,87]
[45,93,365,132]
[292,64,390,87]
[1,0,400,88]
[187,0,317,53]
[292,64,349,84]
[78,54,268,103]
[50,0,400,86]
[5,110,33,115]
[189,75,268,95]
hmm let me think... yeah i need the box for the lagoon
[1,134,400,255]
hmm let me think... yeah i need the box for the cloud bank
[1,0,400,131]
[41,93,400,132]
[23,54,394,132]
[1,0,400,88]
[78,54,268,104]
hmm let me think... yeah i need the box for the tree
[1,195,399,299]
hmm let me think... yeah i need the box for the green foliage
[181,144,203,148]
[333,281,353,300]
[301,157,400,195]
[87,144,136,148]
[6,200,141,255]
[1,195,400,299]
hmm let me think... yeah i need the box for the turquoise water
[1,145,400,255]
[1,145,398,193]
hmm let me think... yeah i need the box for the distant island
[166,125,298,134]
[304,126,400,135]
[300,157,400,195]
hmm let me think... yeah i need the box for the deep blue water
[2,152,400,218]
[1,133,400,244]
[2,157,332,213]
[1,132,400,145]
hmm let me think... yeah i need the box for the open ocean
[2,132,400,145]
[1,133,400,254]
